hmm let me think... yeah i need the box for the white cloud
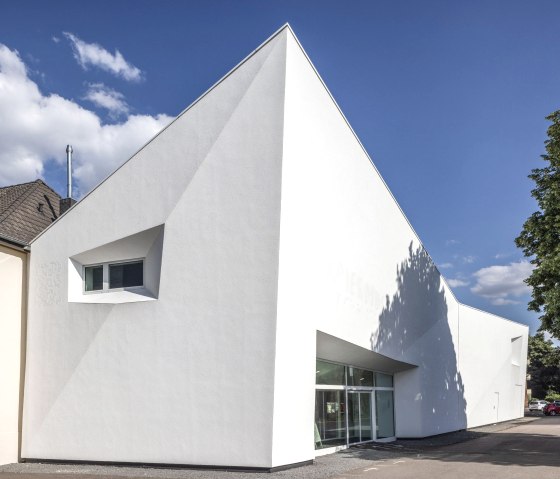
[52,36,60,44]
[462,255,476,264]
[471,260,534,306]
[447,278,470,288]
[445,239,460,246]
[63,32,142,82]
[0,44,172,194]
[543,331,560,347]
[84,83,129,117]
[491,298,520,306]
[439,262,453,269]
[495,252,512,259]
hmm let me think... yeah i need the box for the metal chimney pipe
[66,144,73,199]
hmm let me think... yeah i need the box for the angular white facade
[22,26,528,470]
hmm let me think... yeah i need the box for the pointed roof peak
[0,178,61,246]
[278,22,295,35]
[254,23,303,53]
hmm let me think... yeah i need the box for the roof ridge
[0,178,42,190]
[34,178,62,199]
[0,180,41,224]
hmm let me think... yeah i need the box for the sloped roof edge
[30,23,294,245]
[0,179,59,197]
[0,231,28,248]
[458,302,529,328]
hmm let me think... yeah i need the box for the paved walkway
[1,416,557,479]
[333,416,560,478]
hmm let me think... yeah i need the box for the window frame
[83,263,105,293]
[83,258,145,294]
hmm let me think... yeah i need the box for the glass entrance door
[315,360,395,450]
[347,391,373,443]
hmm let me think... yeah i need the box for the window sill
[69,287,156,304]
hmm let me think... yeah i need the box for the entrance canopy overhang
[317,331,417,374]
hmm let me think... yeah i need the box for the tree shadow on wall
[371,242,467,434]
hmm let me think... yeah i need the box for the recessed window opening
[83,259,144,293]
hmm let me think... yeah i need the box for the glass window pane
[109,261,143,289]
[316,360,346,385]
[348,367,374,387]
[84,265,103,291]
[375,390,395,438]
[109,264,123,288]
[315,390,346,449]
[376,372,393,387]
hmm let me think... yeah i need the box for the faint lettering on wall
[331,262,381,314]
[38,262,63,305]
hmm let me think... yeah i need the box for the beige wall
[0,243,27,465]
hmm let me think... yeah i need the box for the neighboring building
[21,26,528,471]
[0,180,60,247]
[0,180,60,466]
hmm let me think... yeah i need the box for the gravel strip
[0,417,540,478]
[0,450,397,479]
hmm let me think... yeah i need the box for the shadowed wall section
[372,243,466,437]
[458,304,527,428]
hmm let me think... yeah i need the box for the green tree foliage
[527,332,560,399]
[545,392,560,402]
[516,110,560,337]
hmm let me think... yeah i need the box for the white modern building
[21,25,528,471]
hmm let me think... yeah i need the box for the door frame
[346,388,376,444]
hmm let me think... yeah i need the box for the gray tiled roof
[0,180,61,246]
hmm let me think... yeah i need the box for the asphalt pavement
[331,415,560,478]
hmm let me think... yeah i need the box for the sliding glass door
[348,391,372,443]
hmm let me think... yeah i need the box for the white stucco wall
[23,30,288,468]
[23,25,528,469]
[458,304,528,427]
[0,244,26,465]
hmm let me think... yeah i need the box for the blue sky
[1,0,559,334]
